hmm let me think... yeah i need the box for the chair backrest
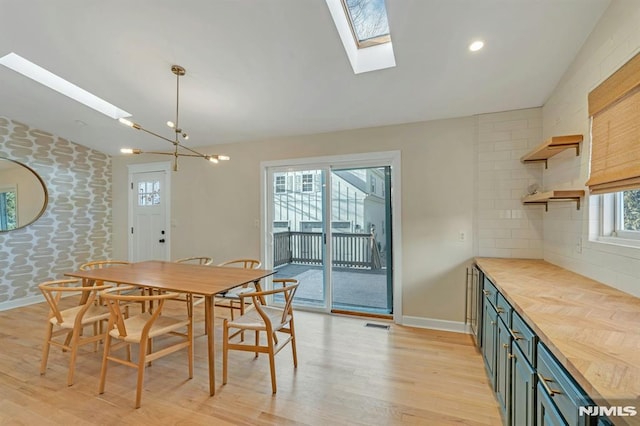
[38,279,112,324]
[175,256,213,265]
[240,279,299,327]
[80,260,130,270]
[100,286,184,339]
[217,258,261,269]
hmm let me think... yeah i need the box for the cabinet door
[496,317,512,420]
[537,382,568,426]
[511,343,535,426]
[482,300,498,390]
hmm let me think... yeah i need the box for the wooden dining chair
[98,285,194,409]
[215,258,262,320]
[79,260,142,313]
[222,278,299,394]
[175,256,213,266]
[39,279,112,386]
[175,256,213,306]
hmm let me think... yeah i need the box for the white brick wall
[476,108,543,259]
[542,0,640,297]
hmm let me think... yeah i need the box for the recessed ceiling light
[469,40,484,52]
[0,52,131,120]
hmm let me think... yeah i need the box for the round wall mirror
[0,157,48,232]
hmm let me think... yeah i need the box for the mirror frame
[0,157,49,232]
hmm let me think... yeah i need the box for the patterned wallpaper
[0,117,112,308]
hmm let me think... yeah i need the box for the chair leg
[268,347,277,394]
[254,331,260,358]
[222,319,229,385]
[289,320,298,368]
[187,317,193,379]
[67,326,82,386]
[135,340,148,409]
[98,333,112,395]
[40,323,53,375]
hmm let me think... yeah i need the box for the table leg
[205,295,215,396]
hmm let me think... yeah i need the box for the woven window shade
[587,52,640,194]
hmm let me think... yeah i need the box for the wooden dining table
[65,260,275,396]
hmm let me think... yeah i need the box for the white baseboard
[0,294,45,311]
[402,315,469,334]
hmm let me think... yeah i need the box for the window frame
[596,192,640,248]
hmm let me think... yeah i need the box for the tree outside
[623,189,640,231]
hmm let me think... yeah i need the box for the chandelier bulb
[167,121,175,128]
[183,133,189,140]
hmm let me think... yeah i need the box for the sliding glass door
[329,166,392,315]
[271,168,328,308]
[266,159,394,316]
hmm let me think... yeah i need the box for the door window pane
[138,180,160,206]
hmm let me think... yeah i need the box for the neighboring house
[273,168,387,252]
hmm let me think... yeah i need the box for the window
[342,0,390,48]
[302,173,314,193]
[596,190,640,246]
[325,0,396,74]
[616,189,640,238]
[275,175,286,193]
[0,188,17,231]
[138,180,160,206]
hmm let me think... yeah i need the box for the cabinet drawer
[496,292,512,327]
[537,343,593,426]
[511,311,536,366]
[482,276,498,307]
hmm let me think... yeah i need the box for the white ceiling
[0,0,610,157]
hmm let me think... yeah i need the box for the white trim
[260,150,402,323]
[402,316,469,334]
[0,294,46,311]
[126,162,172,261]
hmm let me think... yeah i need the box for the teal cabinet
[476,269,602,426]
[496,316,512,420]
[537,343,594,426]
[537,381,567,426]
[511,343,535,426]
[482,300,498,389]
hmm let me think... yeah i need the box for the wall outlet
[459,231,466,242]
[575,236,582,254]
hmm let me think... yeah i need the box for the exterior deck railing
[273,231,381,269]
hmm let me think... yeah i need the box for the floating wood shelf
[522,189,585,211]
[520,134,583,168]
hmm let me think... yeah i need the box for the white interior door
[128,162,171,262]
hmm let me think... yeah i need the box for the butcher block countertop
[475,257,640,406]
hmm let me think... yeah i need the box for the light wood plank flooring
[0,301,501,425]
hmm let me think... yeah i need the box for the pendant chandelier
[119,65,229,171]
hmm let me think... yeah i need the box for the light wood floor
[0,301,501,425]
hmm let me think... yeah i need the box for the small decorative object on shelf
[521,134,583,168]
[521,189,585,211]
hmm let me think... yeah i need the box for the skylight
[342,0,391,48]
[0,52,131,120]
[326,0,396,74]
